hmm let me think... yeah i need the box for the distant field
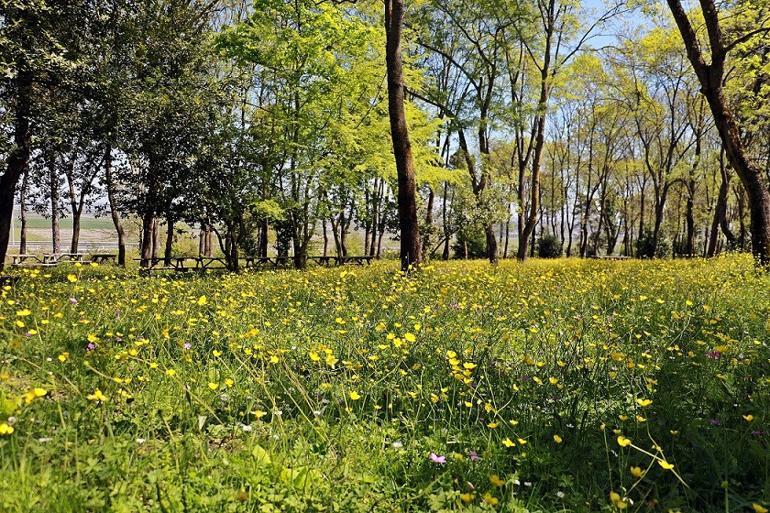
[16,215,117,231]
[8,214,397,256]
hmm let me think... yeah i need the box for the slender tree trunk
[685,184,695,256]
[518,33,552,260]
[49,153,61,255]
[423,186,434,259]
[442,182,450,260]
[322,219,329,258]
[19,172,28,255]
[708,155,732,256]
[164,216,174,265]
[140,212,153,266]
[151,217,160,261]
[385,0,421,270]
[104,146,126,266]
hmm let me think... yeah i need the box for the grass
[1,256,769,512]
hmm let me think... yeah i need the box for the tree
[0,1,84,269]
[385,0,421,270]
[666,0,770,264]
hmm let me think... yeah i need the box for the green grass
[1,257,769,512]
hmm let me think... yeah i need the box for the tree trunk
[140,212,154,266]
[151,217,160,261]
[164,216,174,266]
[385,0,421,271]
[322,219,329,257]
[0,69,32,271]
[104,146,126,266]
[49,153,61,255]
[423,186,434,259]
[19,172,28,255]
[518,39,552,261]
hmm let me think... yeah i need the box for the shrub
[538,235,562,258]
[453,228,488,259]
[636,230,671,258]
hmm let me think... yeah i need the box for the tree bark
[0,63,33,270]
[164,216,174,266]
[518,12,553,261]
[49,153,61,255]
[385,0,421,271]
[19,171,28,255]
[104,146,126,266]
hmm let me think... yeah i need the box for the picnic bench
[336,255,373,266]
[10,252,119,268]
[45,253,85,264]
[11,254,47,266]
[308,255,373,266]
[244,256,292,269]
[90,253,118,264]
[590,255,631,261]
[135,254,375,275]
[135,256,195,273]
[308,256,335,266]
[196,257,228,270]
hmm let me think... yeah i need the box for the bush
[538,235,562,258]
[636,230,671,258]
[453,228,488,259]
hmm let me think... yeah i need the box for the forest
[2,0,769,270]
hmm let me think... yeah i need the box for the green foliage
[453,227,488,259]
[537,235,562,258]
[636,230,672,259]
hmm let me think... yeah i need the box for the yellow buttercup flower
[482,492,498,506]
[752,504,768,513]
[617,435,632,447]
[349,391,361,401]
[0,423,14,435]
[86,389,108,402]
[630,466,644,478]
[657,459,675,470]
[553,434,563,444]
[609,491,628,510]
[489,474,505,487]
[636,398,653,407]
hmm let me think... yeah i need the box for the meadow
[1,257,769,513]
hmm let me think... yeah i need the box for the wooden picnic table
[90,253,118,264]
[196,257,228,270]
[244,256,275,269]
[244,256,292,269]
[307,255,374,266]
[336,255,373,265]
[44,253,85,264]
[590,255,631,261]
[11,254,44,266]
[308,256,335,266]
